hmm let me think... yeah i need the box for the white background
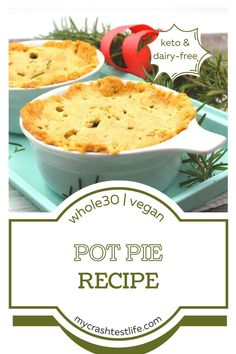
[1,0,235,354]
[8,7,227,40]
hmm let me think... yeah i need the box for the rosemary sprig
[179,149,227,188]
[145,52,228,110]
[38,18,138,68]
[179,113,227,188]
[38,17,110,49]
[177,52,227,110]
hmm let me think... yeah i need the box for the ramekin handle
[158,119,227,154]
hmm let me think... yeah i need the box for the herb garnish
[38,17,228,109]
[46,59,52,70]
[30,71,44,79]
[179,113,227,188]
[180,149,227,188]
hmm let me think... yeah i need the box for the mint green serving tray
[9,66,228,212]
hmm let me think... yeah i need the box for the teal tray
[9,66,228,212]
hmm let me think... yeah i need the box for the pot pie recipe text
[21,77,196,154]
[9,40,99,88]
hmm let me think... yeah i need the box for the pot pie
[9,40,99,88]
[21,76,196,154]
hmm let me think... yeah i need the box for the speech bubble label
[149,24,211,80]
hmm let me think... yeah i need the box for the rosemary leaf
[196,102,206,112]
[197,113,206,126]
[38,17,110,49]
[180,148,227,188]
[46,60,52,70]
[31,71,44,79]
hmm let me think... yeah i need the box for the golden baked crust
[9,40,99,88]
[21,76,196,153]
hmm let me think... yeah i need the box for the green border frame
[9,187,228,349]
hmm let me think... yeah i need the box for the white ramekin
[20,81,227,196]
[9,40,105,134]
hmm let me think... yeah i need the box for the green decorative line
[181,316,227,327]
[9,187,228,343]
[13,315,59,326]
[9,305,227,343]
[12,315,227,353]
[60,316,227,354]
[13,315,226,328]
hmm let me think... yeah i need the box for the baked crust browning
[9,40,99,88]
[21,76,196,154]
